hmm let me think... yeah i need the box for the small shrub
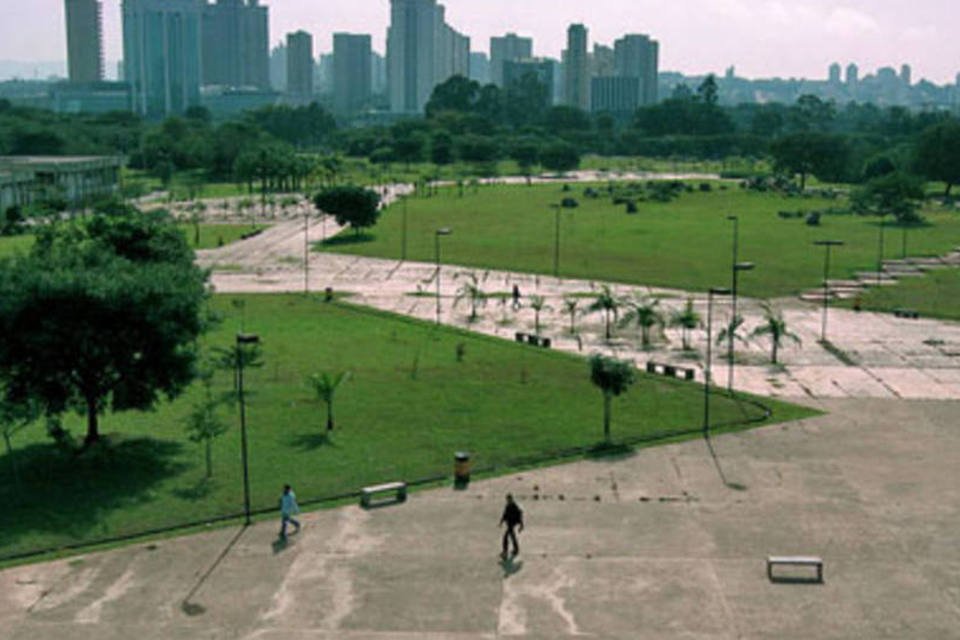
[625,201,638,214]
[699,182,712,192]
[561,197,579,209]
[805,212,821,226]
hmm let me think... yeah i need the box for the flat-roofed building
[0,156,123,208]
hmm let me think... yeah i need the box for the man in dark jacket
[499,493,524,558]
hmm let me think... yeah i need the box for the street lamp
[704,287,731,436]
[876,215,887,287]
[435,227,452,324]
[813,240,844,343]
[728,260,755,391]
[401,194,409,261]
[550,203,562,278]
[236,332,260,526]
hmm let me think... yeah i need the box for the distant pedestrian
[512,285,521,310]
[279,484,301,539]
[499,494,524,558]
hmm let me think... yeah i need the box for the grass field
[842,268,960,321]
[0,294,814,561]
[320,183,960,299]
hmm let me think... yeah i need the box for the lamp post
[550,203,562,278]
[236,332,260,526]
[435,227,452,324]
[401,194,409,261]
[814,240,844,343]
[876,215,887,287]
[704,287,731,436]
[728,260,755,391]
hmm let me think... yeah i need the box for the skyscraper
[122,0,203,117]
[333,33,372,114]
[201,0,269,89]
[468,52,489,85]
[387,0,467,113]
[65,0,104,83]
[490,33,532,87]
[900,64,912,86]
[564,24,589,111]
[845,63,859,86]
[286,31,314,98]
[269,42,286,92]
[613,34,659,106]
[829,62,841,84]
[591,44,614,77]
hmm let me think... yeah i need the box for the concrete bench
[646,361,696,381]
[515,332,551,349]
[767,555,823,583]
[361,481,407,508]
[893,308,920,319]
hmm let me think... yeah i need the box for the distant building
[490,33,532,87]
[64,0,104,83]
[201,0,270,90]
[371,52,387,94]
[613,33,659,106]
[387,0,468,113]
[286,31,314,98]
[316,53,334,95]
[591,44,614,77]
[269,43,286,92]
[845,63,859,86]
[469,52,489,85]
[122,0,203,118]
[502,58,554,107]
[900,64,912,86]
[0,156,123,209]
[591,76,640,115]
[333,33,372,114]
[829,63,841,84]
[200,86,280,116]
[564,24,589,110]
[51,81,131,114]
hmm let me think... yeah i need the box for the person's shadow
[500,554,524,578]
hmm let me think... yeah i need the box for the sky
[1,0,958,83]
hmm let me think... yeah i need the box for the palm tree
[750,302,802,364]
[589,354,636,442]
[620,293,665,349]
[587,285,623,341]
[716,314,747,362]
[453,272,487,322]
[308,371,351,431]
[562,296,580,335]
[669,297,701,351]
[529,294,552,335]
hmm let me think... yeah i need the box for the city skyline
[1,0,959,84]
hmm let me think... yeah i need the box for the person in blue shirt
[279,484,301,539]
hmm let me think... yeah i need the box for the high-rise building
[591,44,614,77]
[371,52,387,95]
[122,0,203,117]
[387,0,467,113]
[333,33,372,114]
[316,53,334,94]
[269,42,286,92]
[563,24,589,111]
[65,0,104,83]
[900,64,912,86]
[591,76,640,115]
[490,33,532,87]
[201,0,269,90]
[613,33,659,106]
[829,63,841,84]
[286,31,314,98]
[469,52,489,85]
[845,63,859,86]
[502,58,555,107]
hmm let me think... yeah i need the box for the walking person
[499,494,524,558]
[279,484,301,539]
[512,284,522,311]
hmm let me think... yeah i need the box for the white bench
[361,481,407,508]
[767,555,823,583]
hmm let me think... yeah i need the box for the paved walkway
[2,398,958,638]
[198,214,960,402]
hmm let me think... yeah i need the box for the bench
[515,332,551,349]
[767,555,823,583]
[360,481,407,508]
[893,308,919,319]
[646,361,696,381]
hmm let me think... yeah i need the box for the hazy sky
[1,0,959,83]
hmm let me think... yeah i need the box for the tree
[669,298,701,351]
[914,121,960,197]
[562,296,580,335]
[750,302,801,364]
[716,315,747,363]
[0,393,37,499]
[0,210,209,445]
[509,139,541,185]
[425,75,481,118]
[587,285,623,341]
[184,367,229,478]
[697,74,719,106]
[540,142,581,174]
[453,272,487,322]
[619,294,665,349]
[529,294,552,335]
[308,372,351,431]
[589,354,636,442]
[851,171,926,223]
[313,186,381,235]
[770,132,850,190]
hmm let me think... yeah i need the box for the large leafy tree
[770,132,850,190]
[914,120,960,197]
[313,186,382,235]
[0,209,209,446]
[851,171,926,223]
[589,355,636,442]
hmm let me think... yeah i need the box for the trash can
[324,287,334,302]
[454,451,471,485]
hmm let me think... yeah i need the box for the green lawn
[842,268,960,321]
[321,183,960,299]
[0,294,814,561]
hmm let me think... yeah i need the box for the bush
[805,212,821,226]
[625,201,638,214]
[561,197,579,209]
[699,182,712,192]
